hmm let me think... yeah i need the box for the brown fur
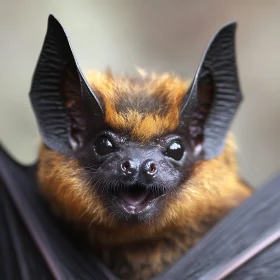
[86,71,189,141]
[38,71,252,279]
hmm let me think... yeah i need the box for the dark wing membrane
[0,177,54,280]
[0,145,117,280]
[227,239,280,280]
[154,173,280,280]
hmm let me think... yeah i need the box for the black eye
[165,141,184,160]
[95,136,115,155]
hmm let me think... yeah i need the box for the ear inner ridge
[29,15,104,154]
[180,22,242,160]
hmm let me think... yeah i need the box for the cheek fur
[37,146,110,226]
[37,135,252,245]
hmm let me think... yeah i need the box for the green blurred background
[0,0,279,187]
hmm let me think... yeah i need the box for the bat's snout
[120,158,158,184]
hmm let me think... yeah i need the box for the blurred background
[0,0,279,187]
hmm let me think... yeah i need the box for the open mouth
[113,185,165,214]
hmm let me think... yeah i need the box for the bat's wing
[0,145,117,280]
[154,173,280,280]
[0,169,53,280]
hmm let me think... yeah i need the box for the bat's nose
[120,158,158,183]
[141,160,157,182]
[120,159,138,178]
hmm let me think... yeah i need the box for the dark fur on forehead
[86,70,190,141]
[115,90,169,116]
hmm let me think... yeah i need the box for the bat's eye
[165,141,184,161]
[95,136,115,155]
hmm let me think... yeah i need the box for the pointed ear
[180,22,242,160]
[29,15,104,154]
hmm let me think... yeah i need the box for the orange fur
[38,134,250,243]
[38,134,251,279]
[37,71,252,279]
[86,71,189,141]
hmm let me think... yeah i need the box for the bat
[1,14,279,280]
[30,14,251,279]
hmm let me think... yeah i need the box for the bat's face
[32,16,243,237]
[77,125,187,222]
[73,74,192,223]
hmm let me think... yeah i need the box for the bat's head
[31,16,243,240]
[74,71,190,222]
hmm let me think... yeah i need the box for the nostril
[147,163,157,175]
[141,160,158,181]
[121,161,131,172]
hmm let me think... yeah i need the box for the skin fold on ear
[29,15,104,154]
[180,22,242,160]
